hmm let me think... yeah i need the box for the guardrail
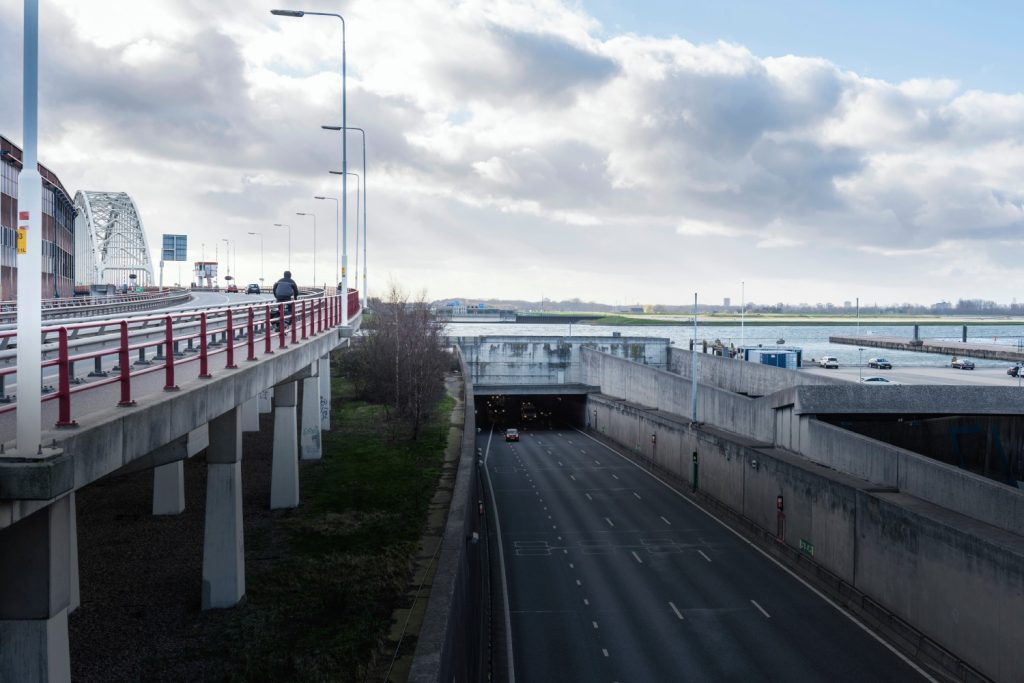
[0,290,360,428]
[0,289,194,326]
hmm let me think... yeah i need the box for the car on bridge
[951,358,975,370]
[246,283,261,294]
[867,357,892,369]
[505,428,519,442]
[226,283,238,293]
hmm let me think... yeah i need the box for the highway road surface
[484,426,932,682]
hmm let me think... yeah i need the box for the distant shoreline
[476,313,1024,327]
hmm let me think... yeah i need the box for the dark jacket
[273,277,298,301]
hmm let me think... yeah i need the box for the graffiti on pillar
[320,396,329,423]
[302,426,321,449]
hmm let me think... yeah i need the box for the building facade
[0,135,76,299]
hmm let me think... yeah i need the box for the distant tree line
[345,286,450,439]
[434,297,1024,316]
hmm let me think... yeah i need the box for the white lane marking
[572,427,936,683]
[557,536,562,541]
[604,517,615,527]
[660,516,672,526]
[583,598,590,605]
[611,473,619,480]
[563,549,568,554]
[553,525,558,530]
[569,475,577,481]
[585,493,593,501]
[576,579,582,586]
[482,428,517,683]
[633,492,642,500]
[669,602,684,620]
[697,550,712,563]
[547,515,552,520]
[547,450,552,455]
[569,563,575,569]
[593,459,600,465]
[631,551,643,564]
[568,440,574,444]
[539,497,544,502]
[751,599,771,619]
[543,506,548,511]
[592,621,599,629]
[602,649,609,658]
[558,461,563,466]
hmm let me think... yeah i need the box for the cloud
[1,0,1022,305]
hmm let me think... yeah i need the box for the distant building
[931,301,952,312]
[843,301,852,308]
[723,297,731,308]
[0,134,76,299]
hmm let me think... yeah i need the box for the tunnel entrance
[474,393,588,432]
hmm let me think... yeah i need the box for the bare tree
[345,284,448,439]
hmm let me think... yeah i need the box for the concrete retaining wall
[587,394,1024,681]
[668,346,841,397]
[583,347,774,443]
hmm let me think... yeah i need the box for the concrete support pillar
[257,388,273,414]
[68,493,79,614]
[201,407,244,610]
[241,396,260,432]
[300,366,322,461]
[318,356,331,431]
[152,461,185,516]
[0,496,72,683]
[271,381,299,509]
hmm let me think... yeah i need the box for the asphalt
[484,426,931,682]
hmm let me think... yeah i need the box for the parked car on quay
[1008,365,1023,377]
[951,358,975,370]
[818,356,839,369]
[867,358,892,369]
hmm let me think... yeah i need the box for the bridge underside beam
[473,383,600,396]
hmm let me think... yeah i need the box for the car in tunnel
[505,428,519,442]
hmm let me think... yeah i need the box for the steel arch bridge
[74,191,155,287]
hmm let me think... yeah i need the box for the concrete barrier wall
[458,336,668,386]
[802,418,900,487]
[583,347,774,442]
[409,349,485,682]
[855,491,1024,682]
[668,346,841,397]
[588,394,1024,681]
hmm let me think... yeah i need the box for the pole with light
[272,7,347,322]
[274,223,291,271]
[327,169,360,292]
[16,0,42,453]
[295,212,317,286]
[222,238,233,282]
[740,281,745,349]
[247,231,264,285]
[324,125,367,306]
[314,194,339,290]
[691,292,699,422]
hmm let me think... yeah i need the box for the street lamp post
[274,223,291,271]
[247,231,264,285]
[222,238,233,281]
[327,169,360,292]
[272,7,347,323]
[314,195,339,290]
[296,212,317,286]
[17,0,43,453]
[324,125,367,306]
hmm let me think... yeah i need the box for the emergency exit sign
[799,539,814,557]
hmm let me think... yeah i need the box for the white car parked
[818,356,839,369]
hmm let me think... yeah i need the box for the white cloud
[1,0,1022,305]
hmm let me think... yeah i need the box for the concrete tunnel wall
[668,346,842,397]
[587,393,1024,682]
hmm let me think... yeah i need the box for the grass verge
[224,371,455,682]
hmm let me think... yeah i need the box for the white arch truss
[74,191,155,287]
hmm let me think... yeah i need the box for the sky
[1,0,1022,308]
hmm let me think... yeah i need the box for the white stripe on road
[669,602,684,620]
[593,459,600,465]
[602,649,609,658]
[660,516,672,525]
[576,579,582,586]
[583,598,590,605]
[604,517,614,527]
[631,551,643,564]
[697,550,712,563]
[592,621,599,629]
[569,475,577,481]
[557,461,563,466]
[611,473,619,480]
[751,599,771,619]
[633,492,642,500]
[585,493,593,501]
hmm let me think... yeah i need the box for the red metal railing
[1,291,361,429]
